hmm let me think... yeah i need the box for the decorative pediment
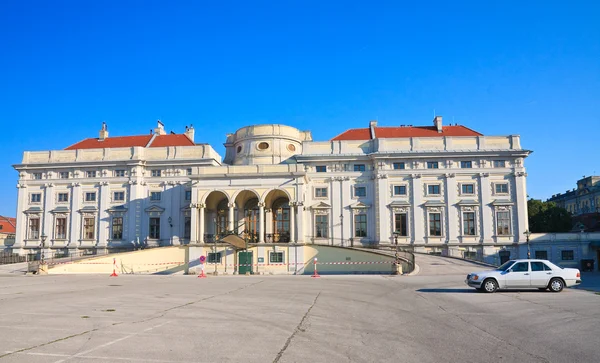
[145,205,165,215]
[79,206,98,213]
[24,206,43,214]
[108,205,128,215]
[423,200,446,207]
[51,206,70,214]
[311,202,332,210]
[388,200,411,207]
[350,202,370,209]
[492,199,514,206]
[457,199,479,206]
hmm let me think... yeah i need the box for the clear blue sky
[1,1,599,217]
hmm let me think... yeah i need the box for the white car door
[530,261,553,287]
[504,261,531,288]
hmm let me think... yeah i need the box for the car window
[531,262,545,272]
[542,263,553,271]
[511,262,529,272]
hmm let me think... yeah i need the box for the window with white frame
[315,187,328,198]
[270,252,284,263]
[354,186,367,198]
[185,190,192,201]
[186,168,192,176]
[59,172,69,179]
[150,192,161,201]
[30,193,42,203]
[28,218,40,239]
[83,217,95,239]
[496,210,511,235]
[112,217,123,240]
[316,165,327,173]
[495,183,509,194]
[149,217,160,239]
[85,192,96,202]
[86,171,97,178]
[393,185,407,196]
[462,211,476,235]
[151,169,161,177]
[57,192,69,203]
[113,191,125,202]
[428,212,442,236]
[114,170,125,177]
[460,161,473,168]
[427,184,440,195]
[315,214,328,238]
[427,162,439,169]
[32,172,42,180]
[394,213,407,236]
[354,214,367,237]
[55,217,67,239]
[461,184,475,195]
[393,162,405,170]
[493,160,506,168]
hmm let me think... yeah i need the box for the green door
[239,251,253,275]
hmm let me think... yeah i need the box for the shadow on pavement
[417,288,475,293]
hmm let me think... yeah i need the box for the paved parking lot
[1,262,599,363]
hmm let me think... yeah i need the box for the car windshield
[496,260,515,272]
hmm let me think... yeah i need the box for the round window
[258,142,269,150]
[287,144,296,152]
[237,145,242,153]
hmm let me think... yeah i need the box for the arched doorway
[244,198,260,243]
[272,197,290,242]
[203,191,230,243]
[216,199,229,238]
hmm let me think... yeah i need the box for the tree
[527,199,572,233]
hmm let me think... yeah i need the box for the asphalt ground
[0,257,599,363]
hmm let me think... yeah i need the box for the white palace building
[12,117,531,259]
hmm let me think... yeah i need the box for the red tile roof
[149,134,195,148]
[65,134,195,150]
[65,135,153,150]
[0,216,16,234]
[331,125,482,141]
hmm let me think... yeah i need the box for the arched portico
[264,189,295,243]
[234,190,261,242]
[202,191,230,243]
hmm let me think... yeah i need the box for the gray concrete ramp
[415,253,492,276]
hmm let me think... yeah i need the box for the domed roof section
[223,124,312,165]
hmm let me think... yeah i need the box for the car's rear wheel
[482,279,498,293]
[549,278,564,292]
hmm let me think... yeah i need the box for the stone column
[289,202,296,243]
[376,174,389,244]
[411,174,424,244]
[228,203,235,232]
[14,183,28,253]
[198,204,205,243]
[479,173,493,243]
[68,183,81,251]
[258,202,265,243]
[97,182,110,251]
[514,171,528,241]
[296,202,304,244]
[445,173,458,244]
[42,183,54,241]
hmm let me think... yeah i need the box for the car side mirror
[507,269,512,273]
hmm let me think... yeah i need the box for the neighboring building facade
[0,216,16,251]
[12,117,532,261]
[548,176,600,216]
[548,176,600,232]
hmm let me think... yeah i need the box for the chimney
[154,120,166,135]
[433,116,443,133]
[369,120,377,139]
[184,124,195,143]
[99,122,109,141]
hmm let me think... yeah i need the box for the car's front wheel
[549,278,564,292]
[482,279,498,293]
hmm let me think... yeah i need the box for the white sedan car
[465,259,581,293]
